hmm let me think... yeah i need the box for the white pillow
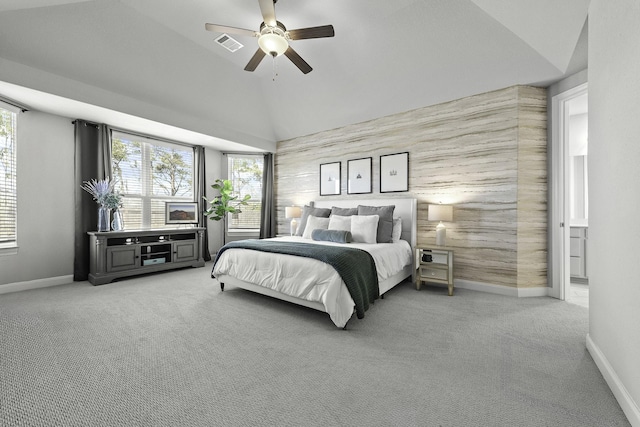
[351,215,379,244]
[392,217,402,242]
[328,214,352,231]
[302,215,330,239]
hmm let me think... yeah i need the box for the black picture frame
[347,157,372,194]
[319,162,341,196]
[380,152,409,193]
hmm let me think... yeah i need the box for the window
[227,154,264,230]
[112,131,194,229]
[0,102,18,248]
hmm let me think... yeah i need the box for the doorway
[550,83,588,305]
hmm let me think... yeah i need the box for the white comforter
[212,236,413,327]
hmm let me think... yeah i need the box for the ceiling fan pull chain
[272,54,279,81]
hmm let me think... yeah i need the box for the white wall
[0,110,75,286]
[0,57,276,152]
[588,0,640,424]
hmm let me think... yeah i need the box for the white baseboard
[451,279,549,297]
[586,334,640,426]
[516,285,549,297]
[0,275,74,295]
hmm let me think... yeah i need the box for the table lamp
[285,206,302,236]
[428,204,453,246]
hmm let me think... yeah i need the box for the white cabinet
[570,227,588,281]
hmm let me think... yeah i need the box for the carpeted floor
[0,264,630,426]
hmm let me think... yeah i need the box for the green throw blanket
[213,240,379,319]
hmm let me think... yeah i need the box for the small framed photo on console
[165,202,199,224]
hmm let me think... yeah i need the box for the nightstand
[416,246,454,296]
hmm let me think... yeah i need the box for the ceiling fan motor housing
[258,21,289,56]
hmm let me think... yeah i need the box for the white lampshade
[258,33,289,56]
[428,204,453,222]
[285,206,301,219]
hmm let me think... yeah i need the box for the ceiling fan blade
[288,25,335,40]
[205,23,257,38]
[258,0,277,27]
[284,46,312,74]
[244,48,267,72]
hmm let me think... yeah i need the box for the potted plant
[103,192,124,231]
[203,179,251,244]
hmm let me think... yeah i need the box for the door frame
[549,83,588,300]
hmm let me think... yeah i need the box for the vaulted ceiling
[0,0,589,151]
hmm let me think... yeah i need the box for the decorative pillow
[312,229,352,243]
[296,205,331,237]
[328,214,352,231]
[392,217,402,242]
[331,206,358,216]
[357,205,395,243]
[302,215,330,239]
[350,215,379,244]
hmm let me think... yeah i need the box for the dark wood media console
[87,228,206,285]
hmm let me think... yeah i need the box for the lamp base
[290,219,298,236]
[436,222,446,246]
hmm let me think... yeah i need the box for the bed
[211,198,417,328]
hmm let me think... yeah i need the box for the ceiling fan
[205,0,335,74]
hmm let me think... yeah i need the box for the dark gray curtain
[73,121,112,281]
[194,146,211,261]
[259,152,276,239]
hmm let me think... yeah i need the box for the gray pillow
[311,229,352,243]
[357,205,395,243]
[296,205,331,236]
[331,206,358,216]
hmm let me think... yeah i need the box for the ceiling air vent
[215,33,243,53]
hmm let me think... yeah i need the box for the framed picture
[165,202,199,224]
[319,162,341,196]
[380,152,409,193]
[347,157,372,194]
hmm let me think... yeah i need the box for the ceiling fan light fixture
[258,27,288,57]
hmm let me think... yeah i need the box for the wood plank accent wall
[275,86,547,289]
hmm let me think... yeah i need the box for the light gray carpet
[0,264,630,426]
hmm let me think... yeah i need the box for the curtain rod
[110,127,196,149]
[0,96,29,113]
[71,119,99,128]
[71,121,266,153]
[223,151,270,156]
[70,121,197,149]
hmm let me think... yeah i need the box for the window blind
[227,154,263,230]
[112,130,194,229]
[0,102,18,246]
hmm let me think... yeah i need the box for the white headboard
[312,198,417,249]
